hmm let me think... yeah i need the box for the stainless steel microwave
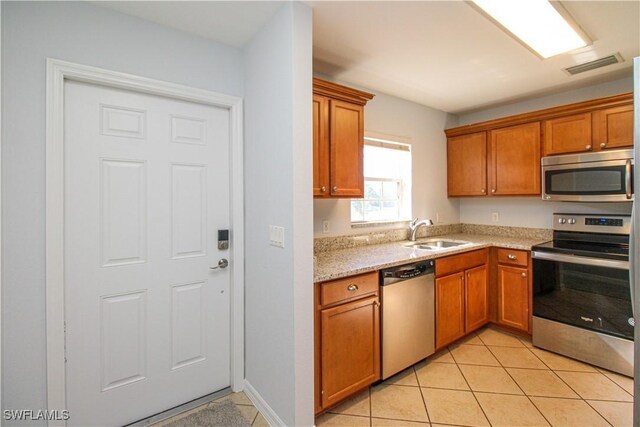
[541,149,633,202]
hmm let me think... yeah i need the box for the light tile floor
[153,391,266,426]
[317,326,634,427]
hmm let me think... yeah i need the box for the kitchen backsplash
[314,223,552,253]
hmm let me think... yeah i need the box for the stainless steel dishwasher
[380,260,435,379]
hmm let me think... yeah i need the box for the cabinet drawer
[321,271,378,306]
[436,249,487,277]
[497,249,528,267]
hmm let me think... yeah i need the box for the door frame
[45,58,245,423]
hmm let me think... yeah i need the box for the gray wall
[456,77,634,228]
[243,3,313,425]
[2,1,243,420]
[313,85,459,236]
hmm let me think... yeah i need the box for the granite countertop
[314,233,550,283]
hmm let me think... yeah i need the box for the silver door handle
[210,259,229,270]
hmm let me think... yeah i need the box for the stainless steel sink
[404,239,470,251]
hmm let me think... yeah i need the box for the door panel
[313,95,330,197]
[436,272,465,348]
[592,105,634,150]
[65,80,231,426]
[490,122,541,196]
[447,132,487,196]
[329,100,364,197]
[543,113,592,155]
[321,296,380,408]
[465,265,489,331]
[498,265,529,332]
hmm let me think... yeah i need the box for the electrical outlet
[322,220,330,234]
[436,213,443,223]
[492,212,500,223]
[269,225,285,248]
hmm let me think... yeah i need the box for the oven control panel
[584,217,624,227]
[553,213,630,234]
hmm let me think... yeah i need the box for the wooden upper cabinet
[313,95,330,197]
[446,93,633,168]
[543,113,592,155]
[465,265,488,332]
[490,122,541,196]
[592,105,634,150]
[312,78,374,198]
[330,100,364,197]
[447,132,487,197]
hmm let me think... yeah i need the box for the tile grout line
[414,365,433,424]
[368,386,372,427]
[582,399,616,427]
[483,333,554,427]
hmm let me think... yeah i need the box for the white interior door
[64,80,231,426]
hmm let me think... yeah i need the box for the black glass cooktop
[532,232,629,261]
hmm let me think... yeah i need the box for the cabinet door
[465,265,488,332]
[321,295,380,408]
[490,122,541,196]
[436,272,465,348]
[592,105,634,150]
[329,100,364,198]
[497,265,529,332]
[313,95,330,197]
[543,113,592,155]
[447,132,487,196]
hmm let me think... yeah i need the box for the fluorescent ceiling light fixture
[472,0,590,58]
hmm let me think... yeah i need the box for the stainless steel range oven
[532,213,633,376]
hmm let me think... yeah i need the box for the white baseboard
[243,380,286,427]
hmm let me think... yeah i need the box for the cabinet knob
[332,186,338,192]
[481,188,486,193]
[521,272,527,278]
[491,188,496,193]
[600,142,607,148]
[320,186,326,192]
[347,284,359,292]
[507,254,517,260]
[585,144,592,150]
[373,300,379,307]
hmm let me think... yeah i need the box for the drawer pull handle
[347,284,359,292]
[507,254,517,260]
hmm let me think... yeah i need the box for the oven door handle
[531,251,629,270]
[625,159,633,200]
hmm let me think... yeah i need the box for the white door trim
[45,58,245,424]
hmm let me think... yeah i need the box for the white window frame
[351,135,412,224]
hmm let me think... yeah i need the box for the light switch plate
[492,212,500,223]
[322,220,330,234]
[269,225,285,248]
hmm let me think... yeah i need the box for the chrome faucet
[409,218,434,241]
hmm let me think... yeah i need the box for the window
[351,137,412,223]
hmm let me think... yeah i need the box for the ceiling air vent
[564,54,623,76]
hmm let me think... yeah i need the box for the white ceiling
[97,1,639,114]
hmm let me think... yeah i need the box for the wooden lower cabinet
[435,272,465,348]
[465,265,489,331]
[315,271,380,414]
[497,265,530,332]
[435,249,488,349]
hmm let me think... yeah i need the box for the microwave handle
[626,159,633,200]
